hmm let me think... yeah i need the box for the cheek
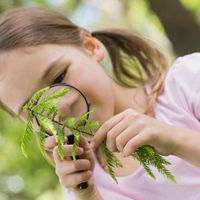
[68,64,116,123]
[86,74,113,103]
[85,77,116,123]
[68,63,111,101]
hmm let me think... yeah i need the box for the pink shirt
[64,53,200,199]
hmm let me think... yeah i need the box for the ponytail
[91,29,169,117]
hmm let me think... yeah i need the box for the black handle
[66,135,89,189]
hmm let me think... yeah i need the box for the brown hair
[0,6,169,118]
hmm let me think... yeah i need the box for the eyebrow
[18,55,65,116]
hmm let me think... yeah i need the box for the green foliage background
[0,109,64,200]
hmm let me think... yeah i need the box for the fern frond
[21,114,34,158]
[63,117,76,128]
[33,99,57,115]
[100,141,123,184]
[47,107,58,119]
[131,145,176,183]
[39,87,68,103]
[70,129,81,160]
[57,125,65,160]
[36,115,57,142]
[73,110,95,128]
[39,126,46,158]
[131,149,156,179]
[146,148,176,183]
[77,120,100,135]
[33,88,68,114]
[23,86,50,112]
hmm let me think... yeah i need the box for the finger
[116,120,145,152]
[45,136,57,151]
[122,131,149,157]
[56,159,92,176]
[78,135,95,170]
[52,145,84,164]
[60,170,92,188]
[106,118,129,152]
[78,135,90,151]
[53,146,60,164]
[62,145,84,158]
[91,111,126,151]
[79,150,95,170]
[45,136,67,152]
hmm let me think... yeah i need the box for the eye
[53,69,67,84]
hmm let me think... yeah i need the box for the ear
[81,31,104,62]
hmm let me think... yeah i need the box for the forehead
[0,44,72,116]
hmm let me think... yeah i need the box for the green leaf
[63,117,76,128]
[33,88,68,114]
[39,126,46,158]
[70,129,81,160]
[36,115,57,142]
[77,120,100,134]
[131,145,176,183]
[131,149,156,179]
[47,107,58,119]
[33,98,57,115]
[23,104,29,113]
[100,141,123,184]
[73,110,95,128]
[57,126,65,160]
[23,86,50,111]
[21,114,34,158]
[41,87,68,102]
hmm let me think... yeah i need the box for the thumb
[45,136,57,151]
[45,136,67,151]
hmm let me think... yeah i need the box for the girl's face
[0,41,117,124]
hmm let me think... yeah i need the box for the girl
[0,7,200,200]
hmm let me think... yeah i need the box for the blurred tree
[148,0,200,55]
[0,0,13,12]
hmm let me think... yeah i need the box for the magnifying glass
[32,82,91,190]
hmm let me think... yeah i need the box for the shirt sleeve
[166,53,200,120]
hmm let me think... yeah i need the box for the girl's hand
[44,135,98,195]
[90,108,178,157]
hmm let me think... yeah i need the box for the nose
[56,94,75,122]
[55,90,85,124]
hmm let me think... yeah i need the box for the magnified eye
[53,69,67,84]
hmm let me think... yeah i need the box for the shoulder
[166,53,200,86]
[171,52,200,74]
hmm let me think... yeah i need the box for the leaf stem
[51,119,94,137]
